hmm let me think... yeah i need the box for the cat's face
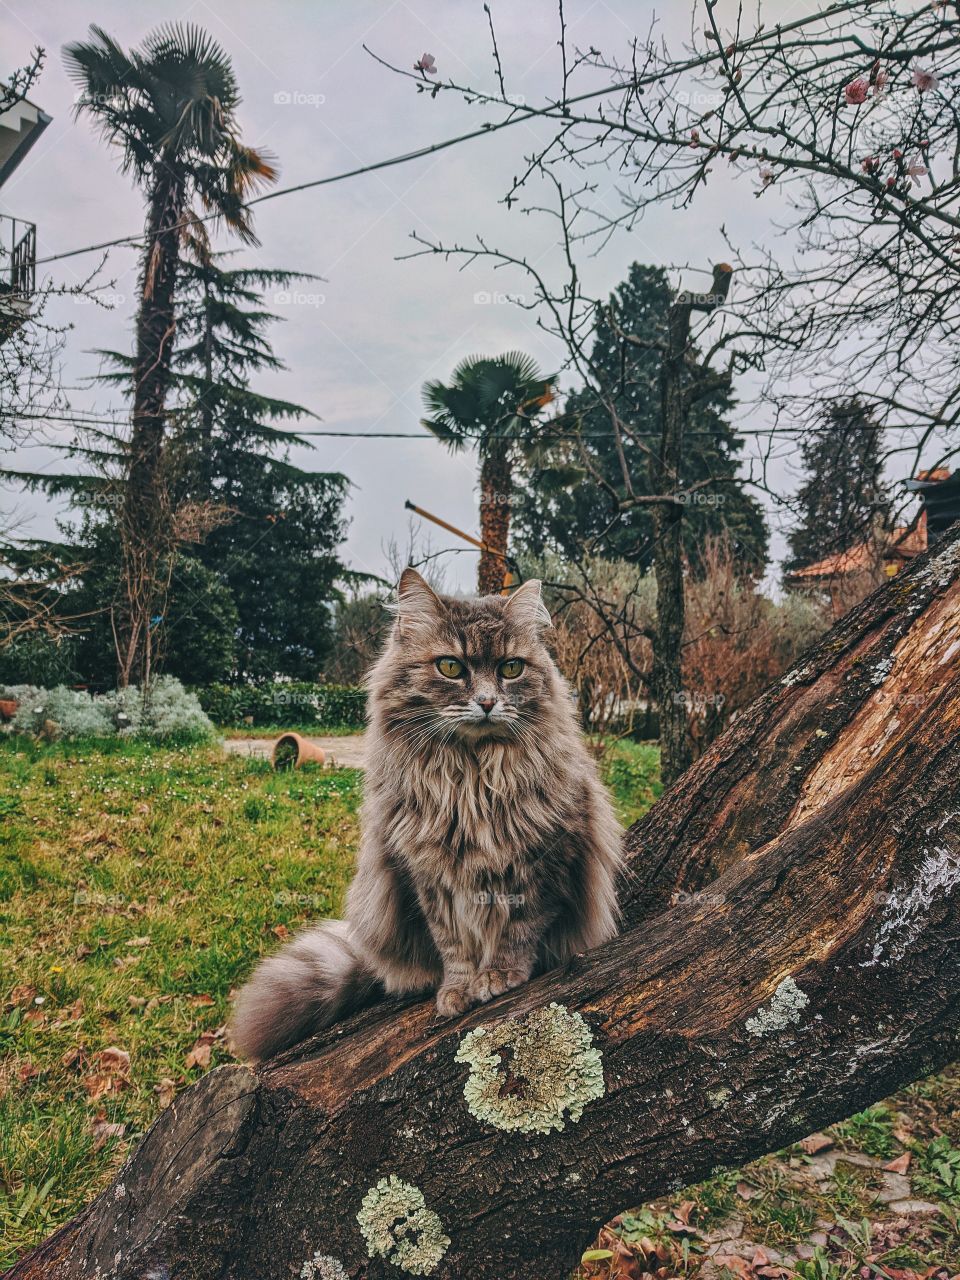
[372,570,558,747]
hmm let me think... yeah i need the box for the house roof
[787,519,927,581]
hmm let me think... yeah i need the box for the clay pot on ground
[272,733,326,770]
[0,699,17,721]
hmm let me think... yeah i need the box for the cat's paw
[469,968,528,1003]
[435,984,474,1019]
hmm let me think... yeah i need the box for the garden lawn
[0,735,359,1266]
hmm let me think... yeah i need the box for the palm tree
[422,353,556,594]
[64,24,277,684]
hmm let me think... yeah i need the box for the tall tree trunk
[116,166,184,687]
[11,528,960,1280]
[649,296,693,784]
[478,440,512,595]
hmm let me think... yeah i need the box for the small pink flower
[861,155,879,174]
[912,66,939,92]
[906,159,928,185]
[759,165,776,186]
[844,77,869,105]
[689,129,700,147]
[414,52,437,75]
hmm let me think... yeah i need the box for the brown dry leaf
[736,1180,759,1200]
[90,1118,126,1152]
[884,1152,912,1173]
[674,1200,696,1226]
[155,1077,176,1108]
[184,1031,216,1071]
[271,924,290,941]
[94,1045,130,1082]
[187,994,216,1007]
[716,1255,755,1280]
[800,1132,834,1154]
[7,984,37,1008]
[75,943,93,960]
[18,1060,38,1083]
[752,1247,770,1267]
[125,936,151,948]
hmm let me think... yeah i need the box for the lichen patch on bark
[455,1001,605,1134]
[356,1175,450,1275]
[299,1254,348,1280]
[746,977,810,1036]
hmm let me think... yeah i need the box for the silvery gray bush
[3,678,214,740]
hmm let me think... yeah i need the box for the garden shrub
[2,678,215,741]
[195,682,366,729]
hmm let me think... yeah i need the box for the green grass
[0,735,361,1266]
[597,739,663,826]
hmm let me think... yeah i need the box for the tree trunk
[11,528,960,1280]
[116,166,184,687]
[478,441,512,595]
[649,296,693,784]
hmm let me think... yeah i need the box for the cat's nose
[475,696,496,716]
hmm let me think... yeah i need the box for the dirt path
[222,733,366,769]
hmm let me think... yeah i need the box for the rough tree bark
[11,528,960,1280]
[649,263,733,785]
[477,440,513,595]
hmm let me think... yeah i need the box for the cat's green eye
[498,658,525,680]
[436,657,466,679]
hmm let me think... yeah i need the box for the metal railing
[0,215,37,295]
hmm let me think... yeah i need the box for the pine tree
[785,398,890,573]
[99,253,352,681]
[511,264,769,573]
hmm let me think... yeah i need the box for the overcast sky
[0,0,889,591]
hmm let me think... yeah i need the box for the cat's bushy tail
[230,920,381,1062]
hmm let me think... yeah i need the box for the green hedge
[195,682,367,729]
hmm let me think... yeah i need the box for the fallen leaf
[187,994,216,1007]
[125,936,151,948]
[884,1152,912,1173]
[90,1118,126,1151]
[674,1200,696,1225]
[155,1077,176,1108]
[184,1031,216,1071]
[84,1046,131,1099]
[753,1247,771,1266]
[736,1181,759,1200]
[800,1132,834,1154]
[271,924,290,941]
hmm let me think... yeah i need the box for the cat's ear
[396,567,445,636]
[504,579,551,629]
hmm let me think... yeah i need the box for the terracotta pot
[272,732,326,770]
[0,699,17,721]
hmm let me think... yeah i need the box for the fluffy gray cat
[231,570,623,1061]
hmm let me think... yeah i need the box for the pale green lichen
[455,1001,605,1134]
[746,977,810,1037]
[356,1175,450,1275]
[300,1254,349,1280]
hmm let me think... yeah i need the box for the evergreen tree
[99,253,352,681]
[6,254,351,684]
[785,398,890,572]
[511,264,769,573]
